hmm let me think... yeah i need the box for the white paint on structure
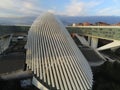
[32,77,48,90]
[97,40,120,51]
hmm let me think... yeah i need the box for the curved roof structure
[26,13,93,90]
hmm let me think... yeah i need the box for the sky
[0,0,120,17]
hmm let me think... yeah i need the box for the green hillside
[0,25,30,35]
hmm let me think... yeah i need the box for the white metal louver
[26,13,93,90]
[0,34,12,54]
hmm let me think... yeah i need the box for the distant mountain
[59,16,120,25]
[0,16,120,25]
[0,16,36,25]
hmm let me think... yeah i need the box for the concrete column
[91,37,98,49]
[88,36,91,46]
[75,34,89,46]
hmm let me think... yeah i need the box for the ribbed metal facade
[26,13,93,90]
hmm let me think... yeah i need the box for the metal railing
[67,26,120,40]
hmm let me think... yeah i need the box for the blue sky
[0,0,120,17]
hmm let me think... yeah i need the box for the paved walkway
[0,52,25,74]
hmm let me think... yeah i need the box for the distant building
[72,23,76,26]
[72,22,93,26]
[111,22,120,26]
[72,23,83,26]
[95,22,109,26]
[83,22,93,26]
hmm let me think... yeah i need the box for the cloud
[0,0,14,9]
[19,1,42,16]
[97,7,120,16]
[23,2,33,9]
[46,0,101,16]
[0,0,120,17]
[65,1,85,16]
[58,0,102,16]
[113,0,119,3]
[48,10,56,13]
[112,0,120,7]
[0,0,43,17]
